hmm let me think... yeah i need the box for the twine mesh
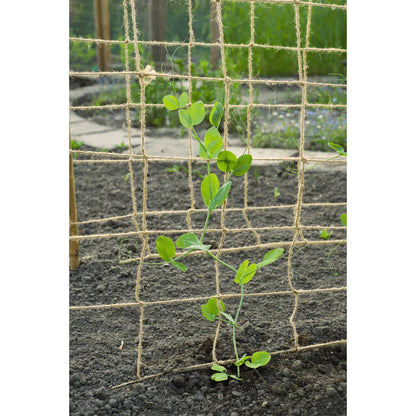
[69,0,347,388]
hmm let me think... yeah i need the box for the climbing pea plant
[155,93,285,381]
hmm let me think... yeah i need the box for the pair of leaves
[156,233,211,272]
[201,297,225,322]
[164,94,223,128]
[200,174,232,212]
[320,229,333,240]
[176,232,210,251]
[163,94,205,128]
[163,92,188,110]
[234,260,257,285]
[201,297,237,327]
[340,213,347,226]
[328,142,347,156]
[156,236,187,272]
[179,101,205,128]
[234,351,271,369]
[199,127,223,160]
[233,248,285,285]
[211,363,241,382]
[217,151,253,177]
[211,351,271,382]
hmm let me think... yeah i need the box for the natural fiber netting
[69,0,346,387]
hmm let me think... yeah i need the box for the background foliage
[70,0,346,76]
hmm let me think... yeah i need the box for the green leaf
[178,109,192,128]
[201,173,220,208]
[170,260,187,272]
[232,154,252,176]
[234,260,257,285]
[199,127,223,160]
[176,233,201,249]
[176,233,210,251]
[178,92,188,108]
[319,229,333,240]
[209,101,224,128]
[211,372,228,382]
[221,312,236,325]
[163,95,179,110]
[189,101,205,126]
[211,363,226,373]
[208,181,232,212]
[217,151,238,172]
[229,374,242,380]
[201,297,225,322]
[156,236,176,261]
[340,213,347,226]
[234,354,250,367]
[328,142,346,156]
[245,351,271,369]
[257,248,285,268]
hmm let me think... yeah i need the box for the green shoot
[320,229,333,240]
[150,93,286,382]
[273,187,280,198]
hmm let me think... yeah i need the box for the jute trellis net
[69,0,346,387]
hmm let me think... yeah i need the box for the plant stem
[206,251,237,273]
[232,324,240,377]
[174,249,196,261]
[200,210,211,243]
[191,126,208,154]
[233,280,245,378]
[200,161,212,243]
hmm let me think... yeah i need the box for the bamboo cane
[69,134,80,270]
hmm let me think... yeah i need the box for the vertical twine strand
[122,0,143,247]
[211,0,229,362]
[287,0,314,351]
[186,0,196,228]
[242,0,261,246]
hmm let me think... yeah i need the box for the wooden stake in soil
[69,135,80,270]
[94,0,111,71]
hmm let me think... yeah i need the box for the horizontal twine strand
[71,153,346,164]
[118,239,347,264]
[73,201,347,225]
[69,70,346,89]
[70,285,347,311]
[69,37,346,54]
[70,102,346,111]
[111,338,347,389]
[69,223,347,240]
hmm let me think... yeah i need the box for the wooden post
[210,2,220,70]
[69,135,80,270]
[148,0,167,69]
[94,0,111,71]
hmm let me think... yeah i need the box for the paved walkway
[70,87,345,171]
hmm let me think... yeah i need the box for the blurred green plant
[71,139,84,159]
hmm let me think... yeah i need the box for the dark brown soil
[70,151,346,416]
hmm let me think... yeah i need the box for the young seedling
[153,93,285,382]
[319,229,333,240]
[71,139,84,160]
[116,141,128,153]
[273,187,280,198]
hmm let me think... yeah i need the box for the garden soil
[70,151,347,416]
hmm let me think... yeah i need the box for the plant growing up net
[154,93,285,381]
